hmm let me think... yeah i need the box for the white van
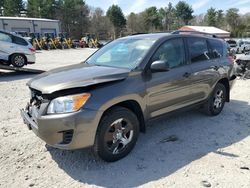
[0,30,35,67]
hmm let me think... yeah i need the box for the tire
[11,54,26,67]
[203,83,227,116]
[94,107,140,162]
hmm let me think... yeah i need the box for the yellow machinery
[29,32,85,50]
[82,33,101,48]
[44,33,57,50]
[30,33,42,50]
[58,33,71,49]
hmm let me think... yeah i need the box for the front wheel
[203,83,227,116]
[11,54,26,67]
[94,107,139,162]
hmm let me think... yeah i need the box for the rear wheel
[11,54,26,67]
[203,83,227,116]
[94,107,139,162]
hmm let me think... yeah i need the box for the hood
[27,63,130,94]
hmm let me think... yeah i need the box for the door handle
[183,72,191,78]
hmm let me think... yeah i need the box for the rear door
[0,32,16,61]
[187,37,221,103]
[208,39,233,78]
[146,37,194,118]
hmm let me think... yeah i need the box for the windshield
[86,38,156,69]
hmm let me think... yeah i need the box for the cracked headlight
[47,93,91,114]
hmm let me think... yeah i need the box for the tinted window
[188,38,210,63]
[0,32,12,43]
[208,39,223,58]
[13,36,28,46]
[151,38,186,69]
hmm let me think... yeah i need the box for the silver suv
[0,30,36,67]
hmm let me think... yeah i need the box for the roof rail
[130,32,147,35]
[172,30,218,38]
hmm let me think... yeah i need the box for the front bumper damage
[20,102,102,150]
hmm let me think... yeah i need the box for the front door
[146,38,194,118]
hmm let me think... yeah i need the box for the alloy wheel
[14,55,25,66]
[104,118,134,155]
[213,89,224,109]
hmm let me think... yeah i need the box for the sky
[85,0,250,15]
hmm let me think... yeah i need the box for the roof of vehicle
[0,29,15,35]
[120,32,223,41]
[0,30,30,42]
[121,33,171,40]
[0,29,20,36]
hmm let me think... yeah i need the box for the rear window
[187,38,210,63]
[208,39,223,59]
[12,36,28,46]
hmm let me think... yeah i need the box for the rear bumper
[20,107,102,150]
[25,54,36,64]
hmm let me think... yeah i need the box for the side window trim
[206,39,216,59]
[183,37,191,65]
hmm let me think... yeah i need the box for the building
[0,17,60,36]
[179,26,230,38]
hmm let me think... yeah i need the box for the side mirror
[151,60,170,72]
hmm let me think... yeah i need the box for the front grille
[60,130,74,144]
[30,88,43,108]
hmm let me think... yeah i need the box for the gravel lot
[0,49,249,188]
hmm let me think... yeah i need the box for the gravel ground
[0,49,249,188]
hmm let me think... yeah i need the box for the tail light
[29,47,36,53]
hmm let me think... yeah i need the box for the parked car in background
[237,40,250,53]
[226,39,237,48]
[0,30,36,67]
[21,32,236,162]
[226,39,250,54]
[235,52,250,79]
